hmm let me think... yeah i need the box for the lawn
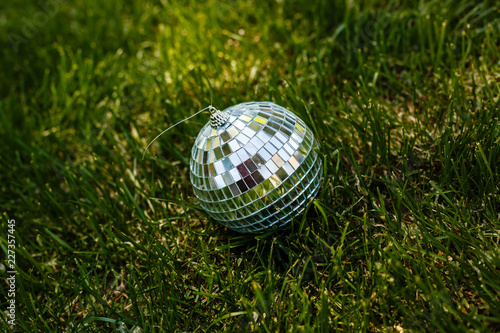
[1,0,500,331]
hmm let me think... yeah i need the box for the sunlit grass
[1,0,499,331]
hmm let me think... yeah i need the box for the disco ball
[189,101,323,233]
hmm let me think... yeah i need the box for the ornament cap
[209,105,229,128]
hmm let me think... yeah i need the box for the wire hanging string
[142,105,212,160]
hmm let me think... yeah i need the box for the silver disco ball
[189,101,323,233]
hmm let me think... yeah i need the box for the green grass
[1,0,500,331]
